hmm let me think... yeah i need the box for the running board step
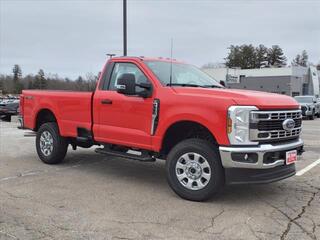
[95,148,155,162]
[76,136,92,142]
[24,131,36,137]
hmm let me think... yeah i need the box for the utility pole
[123,0,127,56]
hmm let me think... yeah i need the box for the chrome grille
[257,118,302,131]
[250,110,302,142]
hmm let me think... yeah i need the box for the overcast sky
[0,0,319,79]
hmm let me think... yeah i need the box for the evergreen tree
[33,69,47,89]
[12,64,23,93]
[225,45,242,68]
[300,50,308,67]
[292,50,308,67]
[240,44,256,69]
[266,45,287,67]
[225,44,287,69]
[293,54,301,66]
[0,79,3,94]
[255,44,268,68]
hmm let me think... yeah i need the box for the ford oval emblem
[283,119,295,131]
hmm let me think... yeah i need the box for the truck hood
[172,87,299,110]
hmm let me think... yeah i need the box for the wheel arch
[160,120,218,157]
[34,108,59,131]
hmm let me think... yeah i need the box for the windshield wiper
[166,83,224,89]
[166,83,201,87]
[202,85,223,88]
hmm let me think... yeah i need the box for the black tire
[1,114,11,122]
[36,122,68,164]
[166,138,225,202]
[309,112,315,120]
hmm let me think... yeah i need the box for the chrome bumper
[303,110,313,116]
[219,138,303,169]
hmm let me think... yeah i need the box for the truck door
[93,62,154,150]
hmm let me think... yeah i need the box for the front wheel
[36,122,68,164]
[166,138,225,201]
[309,112,315,120]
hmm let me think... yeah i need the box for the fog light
[231,153,258,163]
[258,132,269,138]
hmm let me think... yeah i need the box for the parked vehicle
[294,95,320,120]
[0,100,20,121]
[19,57,304,201]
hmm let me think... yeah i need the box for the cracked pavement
[0,117,319,240]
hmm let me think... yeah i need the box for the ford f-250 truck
[19,56,304,201]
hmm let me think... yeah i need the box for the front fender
[153,107,230,152]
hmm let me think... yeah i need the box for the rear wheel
[166,138,224,201]
[36,122,68,164]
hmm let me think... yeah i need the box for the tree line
[0,65,99,95]
[204,44,319,70]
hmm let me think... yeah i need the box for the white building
[203,66,320,97]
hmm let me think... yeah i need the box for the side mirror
[116,73,136,95]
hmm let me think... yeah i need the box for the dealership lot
[0,118,319,240]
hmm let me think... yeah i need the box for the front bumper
[224,164,296,185]
[219,138,303,169]
[302,110,313,116]
[301,106,313,116]
[219,138,304,184]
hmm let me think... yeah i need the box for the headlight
[227,106,258,145]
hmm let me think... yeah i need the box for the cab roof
[110,56,185,64]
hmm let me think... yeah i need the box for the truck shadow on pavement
[56,149,289,205]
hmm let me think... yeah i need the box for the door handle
[101,99,112,104]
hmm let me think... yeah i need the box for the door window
[109,63,150,93]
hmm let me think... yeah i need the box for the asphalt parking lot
[0,117,319,240]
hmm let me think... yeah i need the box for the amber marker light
[227,115,233,134]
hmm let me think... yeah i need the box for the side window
[109,63,150,93]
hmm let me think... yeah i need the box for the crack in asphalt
[199,209,225,233]
[280,190,318,240]
[0,159,105,183]
[0,230,18,239]
[245,217,263,240]
[280,191,317,240]
[254,187,319,240]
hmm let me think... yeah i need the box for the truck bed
[22,90,93,137]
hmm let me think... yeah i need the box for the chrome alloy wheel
[40,131,54,156]
[175,152,212,190]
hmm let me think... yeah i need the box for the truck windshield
[145,61,222,88]
[295,96,313,103]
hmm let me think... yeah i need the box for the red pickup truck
[19,56,304,201]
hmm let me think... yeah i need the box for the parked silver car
[294,96,320,120]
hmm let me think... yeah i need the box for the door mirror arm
[136,82,152,90]
[137,89,152,98]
